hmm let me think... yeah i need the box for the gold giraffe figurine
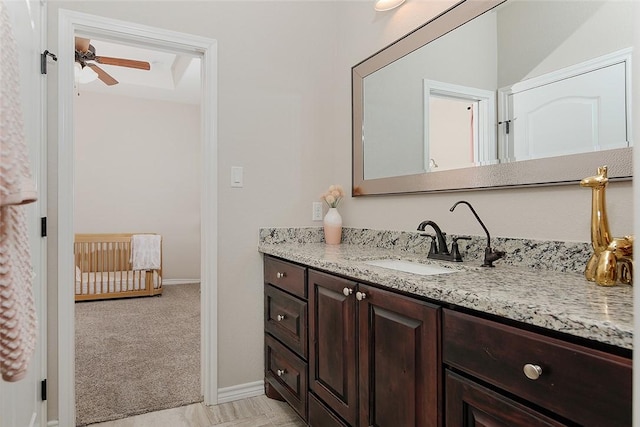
[580,166,633,286]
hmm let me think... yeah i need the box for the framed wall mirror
[352,0,633,196]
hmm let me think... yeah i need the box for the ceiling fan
[74,37,151,86]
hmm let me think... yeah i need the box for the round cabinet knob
[276,272,286,279]
[276,314,286,321]
[355,291,367,301]
[523,363,543,380]
[343,287,353,296]
[277,369,286,377]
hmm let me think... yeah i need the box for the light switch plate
[231,166,243,188]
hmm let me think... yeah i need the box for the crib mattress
[75,270,161,295]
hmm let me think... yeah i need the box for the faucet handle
[420,233,439,255]
[450,236,470,262]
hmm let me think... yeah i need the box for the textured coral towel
[0,0,38,382]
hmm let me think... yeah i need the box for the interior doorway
[57,10,218,426]
[73,35,203,424]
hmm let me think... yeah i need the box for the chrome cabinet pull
[356,291,367,301]
[343,287,353,296]
[276,272,286,279]
[276,314,286,321]
[523,363,542,380]
[277,369,286,377]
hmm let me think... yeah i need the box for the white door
[0,1,47,427]
[503,61,629,162]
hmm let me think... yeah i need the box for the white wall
[74,91,201,280]
[45,1,634,422]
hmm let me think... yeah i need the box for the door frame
[57,10,218,426]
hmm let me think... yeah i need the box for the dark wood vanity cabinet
[443,309,632,427]
[263,256,309,421]
[308,270,358,426]
[308,269,441,427]
[357,282,441,427]
[263,255,632,427]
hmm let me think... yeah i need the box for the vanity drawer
[443,309,632,426]
[265,334,308,421]
[265,284,307,358]
[264,256,307,298]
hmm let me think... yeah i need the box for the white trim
[46,421,59,427]
[216,381,265,404]
[200,37,218,408]
[162,278,202,286]
[57,10,218,426]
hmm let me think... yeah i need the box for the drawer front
[308,393,349,427]
[265,284,308,358]
[445,370,566,427]
[265,334,308,421]
[264,256,307,298]
[443,309,632,426]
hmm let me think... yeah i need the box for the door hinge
[40,217,47,237]
[41,50,57,75]
[41,379,47,401]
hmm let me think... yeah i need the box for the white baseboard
[217,380,264,404]
[47,421,59,427]
[162,279,201,286]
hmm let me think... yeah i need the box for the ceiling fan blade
[87,63,119,86]
[95,56,151,70]
[75,37,91,52]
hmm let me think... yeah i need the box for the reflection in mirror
[354,0,634,195]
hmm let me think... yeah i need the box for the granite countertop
[258,240,633,350]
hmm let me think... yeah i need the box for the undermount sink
[364,259,458,276]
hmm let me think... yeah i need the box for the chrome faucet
[449,201,505,267]
[417,220,450,260]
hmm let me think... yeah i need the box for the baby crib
[74,233,163,301]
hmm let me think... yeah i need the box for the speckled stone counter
[258,227,633,350]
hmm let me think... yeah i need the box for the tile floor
[88,395,306,427]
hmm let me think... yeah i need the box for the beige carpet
[75,283,201,426]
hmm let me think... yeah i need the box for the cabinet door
[358,284,441,427]
[309,270,358,426]
[445,370,566,427]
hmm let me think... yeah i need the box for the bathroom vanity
[260,229,632,427]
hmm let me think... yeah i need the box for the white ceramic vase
[323,208,342,245]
